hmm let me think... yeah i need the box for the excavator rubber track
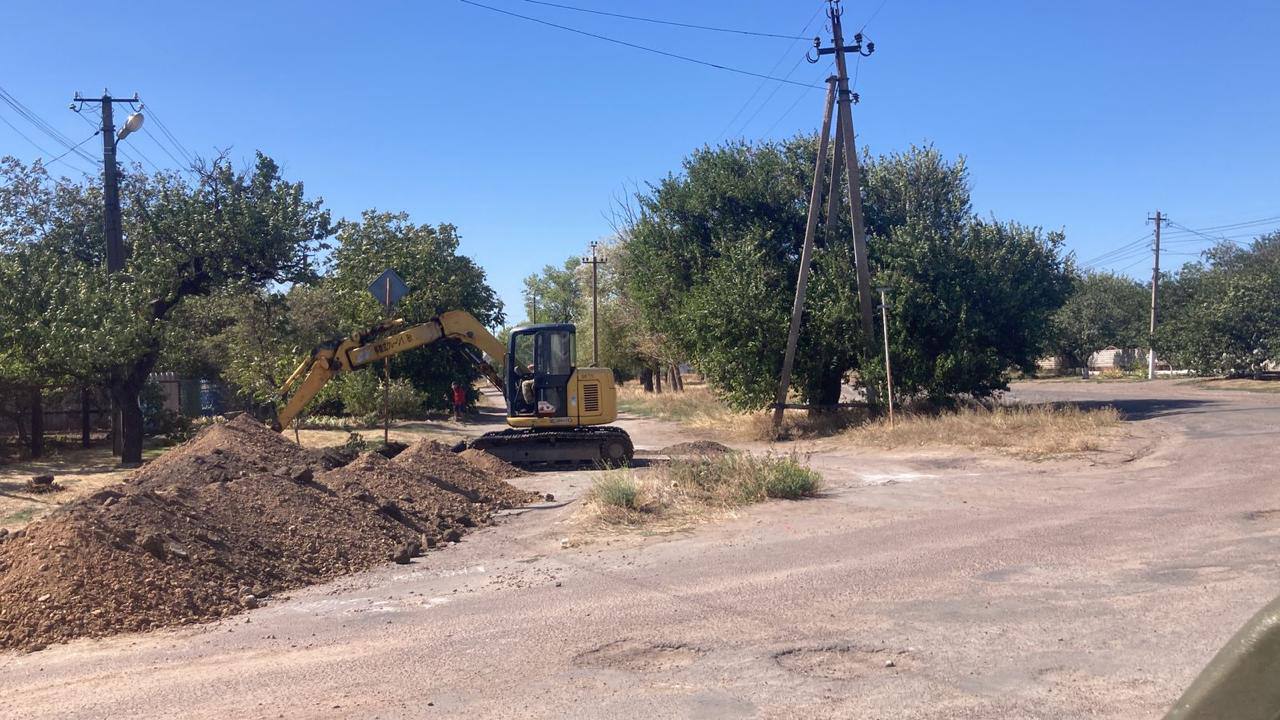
[468,426,633,468]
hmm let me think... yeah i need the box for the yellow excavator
[274,310,633,466]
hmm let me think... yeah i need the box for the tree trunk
[654,364,663,394]
[114,382,145,465]
[114,352,158,466]
[674,365,684,391]
[639,367,653,393]
[81,387,91,448]
[808,366,844,415]
[28,388,43,458]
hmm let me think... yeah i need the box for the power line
[762,61,835,137]
[1079,232,1152,267]
[458,0,825,89]
[717,4,826,141]
[515,0,812,40]
[734,53,813,136]
[44,130,100,167]
[0,105,95,175]
[0,86,98,164]
[0,110,54,158]
[143,106,195,165]
[858,0,892,32]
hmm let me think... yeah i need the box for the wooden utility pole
[773,77,839,427]
[581,240,608,366]
[1147,210,1164,380]
[878,288,895,427]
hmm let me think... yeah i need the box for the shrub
[590,472,640,510]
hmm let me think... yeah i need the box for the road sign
[368,268,409,310]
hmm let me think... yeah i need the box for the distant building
[1088,346,1141,371]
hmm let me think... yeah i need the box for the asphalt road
[2,380,1278,719]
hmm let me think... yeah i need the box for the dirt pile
[0,415,533,652]
[459,448,528,480]
[660,440,735,457]
[396,440,540,508]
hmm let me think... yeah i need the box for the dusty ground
[2,381,1279,719]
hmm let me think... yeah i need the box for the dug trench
[0,414,538,653]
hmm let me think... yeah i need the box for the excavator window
[506,325,577,418]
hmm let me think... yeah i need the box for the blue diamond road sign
[368,268,410,310]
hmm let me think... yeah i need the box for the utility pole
[773,76,838,428]
[772,0,878,430]
[581,240,608,366]
[72,91,142,458]
[1147,210,1164,380]
[73,91,139,273]
[817,2,879,373]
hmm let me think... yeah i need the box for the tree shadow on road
[1041,398,1215,421]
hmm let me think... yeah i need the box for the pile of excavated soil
[458,448,528,480]
[0,415,531,652]
[660,440,735,457]
[395,440,540,508]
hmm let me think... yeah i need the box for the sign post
[367,269,410,445]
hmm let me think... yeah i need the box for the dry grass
[616,384,863,441]
[577,453,822,534]
[844,403,1123,458]
[1185,377,1280,394]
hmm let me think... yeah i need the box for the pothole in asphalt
[774,645,908,679]
[573,639,707,672]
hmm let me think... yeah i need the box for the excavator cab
[506,324,577,419]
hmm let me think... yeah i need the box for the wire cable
[44,130,100,167]
[457,0,825,89]
[515,0,812,40]
[144,107,195,165]
[716,3,826,141]
[0,86,98,164]
[761,61,835,137]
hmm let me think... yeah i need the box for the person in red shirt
[451,381,466,421]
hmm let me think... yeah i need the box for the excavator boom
[275,310,505,430]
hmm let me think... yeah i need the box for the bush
[332,372,427,419]
[589,472,640,510]
[668,453,821,503]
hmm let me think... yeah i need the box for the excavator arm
[274,310,506,431]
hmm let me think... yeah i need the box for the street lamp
[116,111,144,141]
[876,286,895,427]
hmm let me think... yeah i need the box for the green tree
[1157,235,1280,376]
[622,139,1071,409]
[326,211,503,410]
[1049,272,1149,368]
[0,153,334,463]
[522,258,583,324]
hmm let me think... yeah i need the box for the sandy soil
[2,381,1278,719]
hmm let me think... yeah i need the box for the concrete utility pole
[773,76,838,427]
[772,0,879,430]
[819,1,879,366]
[73,92,140,273]
[72,91,142,457]
[1148,210,1164,380]
[581,240,608,366]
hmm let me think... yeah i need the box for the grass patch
[844,403,1122,458]
[579,453,821,532]
[2,507,37,526]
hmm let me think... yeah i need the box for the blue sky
[2,0,1278,324]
